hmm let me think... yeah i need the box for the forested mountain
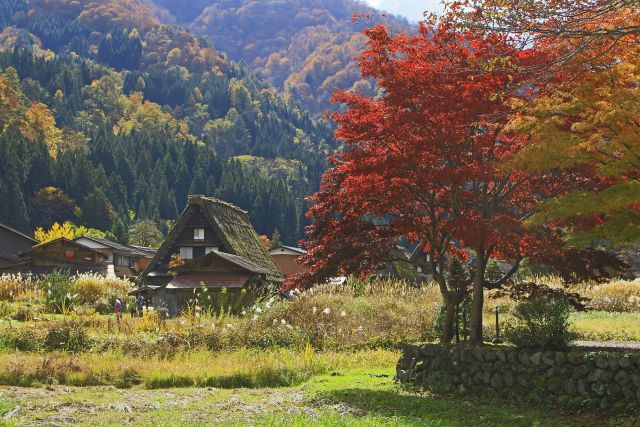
[152,0,411,113]
[0,0,342,245]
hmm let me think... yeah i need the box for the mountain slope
[0,0,337,243]
[152,0,412,113]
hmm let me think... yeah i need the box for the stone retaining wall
[396,344,640,410]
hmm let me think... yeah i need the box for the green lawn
[1,368,635,426]
[571,311,640,341]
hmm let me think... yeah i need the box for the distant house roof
[75,236,147,256]
[129,245,157,257]
[376,246,420,282]
[142,195,281,278]
[0,223,37,244]
[270,245,307,255]
[19,237,108,258]
[409,246,429,265]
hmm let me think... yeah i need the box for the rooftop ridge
[187,195,248,215]
[0,223,37,243]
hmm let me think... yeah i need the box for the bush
[44,321,89,352]
[504,296,576,350]
[0,328,43,352]
[11,306,36,322]
[42,270,73,312]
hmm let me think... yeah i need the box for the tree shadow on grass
[313,387,606,427]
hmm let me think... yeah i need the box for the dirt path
[0,386,307,426]
[573,341,640,351]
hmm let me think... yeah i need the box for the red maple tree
[288,20,588,344]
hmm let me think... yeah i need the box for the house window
[194,228,205,241]
[115,255,131,267]
[180,247,193,260]
[206,247,219,254]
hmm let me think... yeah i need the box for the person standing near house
[114,298,123,322]
[128,298,137,318]
[136,293,145,317]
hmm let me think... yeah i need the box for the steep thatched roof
[142,195,281,278]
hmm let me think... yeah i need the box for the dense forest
[0,0,347,245]
[152,0,411,113]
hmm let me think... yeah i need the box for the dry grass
[0,274,41,302]
[0,347,398,388]
[71,274,135,310]
[573,279,640,312]
[2,276,640,354]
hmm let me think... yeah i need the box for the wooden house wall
[0,227,35,264]
[29,240,104,265]
[182,256,246,273]
[272,254,308,277]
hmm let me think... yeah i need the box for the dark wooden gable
[182,253,247,274]
[174,207,223,247]
[0,224,37,267]
[157,205,225,268]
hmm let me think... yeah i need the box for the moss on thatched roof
[142,195,281,279]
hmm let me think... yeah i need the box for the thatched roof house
[140,195,282,315]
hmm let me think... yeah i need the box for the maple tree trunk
[470,251,486,345]
[440,299,457,344]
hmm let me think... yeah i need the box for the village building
[140,195,282,316]
[375,246,421,283]
[269,245,308,277]
[0,223,37,269]
[75,236,155,277]
[0,237,108,276]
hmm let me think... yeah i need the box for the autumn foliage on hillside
[154,0,411,113]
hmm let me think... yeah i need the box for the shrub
[0,301,12,319]
[42,270,73,312]
[11,306,36,322]
[504,296,576,350]
[0,328,43,352]
[44,321,89,352]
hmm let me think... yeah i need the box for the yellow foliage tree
[34,221,75,243]
[21,102,63,158]
[507,46,640,243]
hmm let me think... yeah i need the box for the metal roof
[76,236,147,256]
[129,245,158,256]
[19,237,108,258]
[270,245,307,255]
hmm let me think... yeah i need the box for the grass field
[571,311,640,341]
[2,367,637,426]
[2,276,640,425]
